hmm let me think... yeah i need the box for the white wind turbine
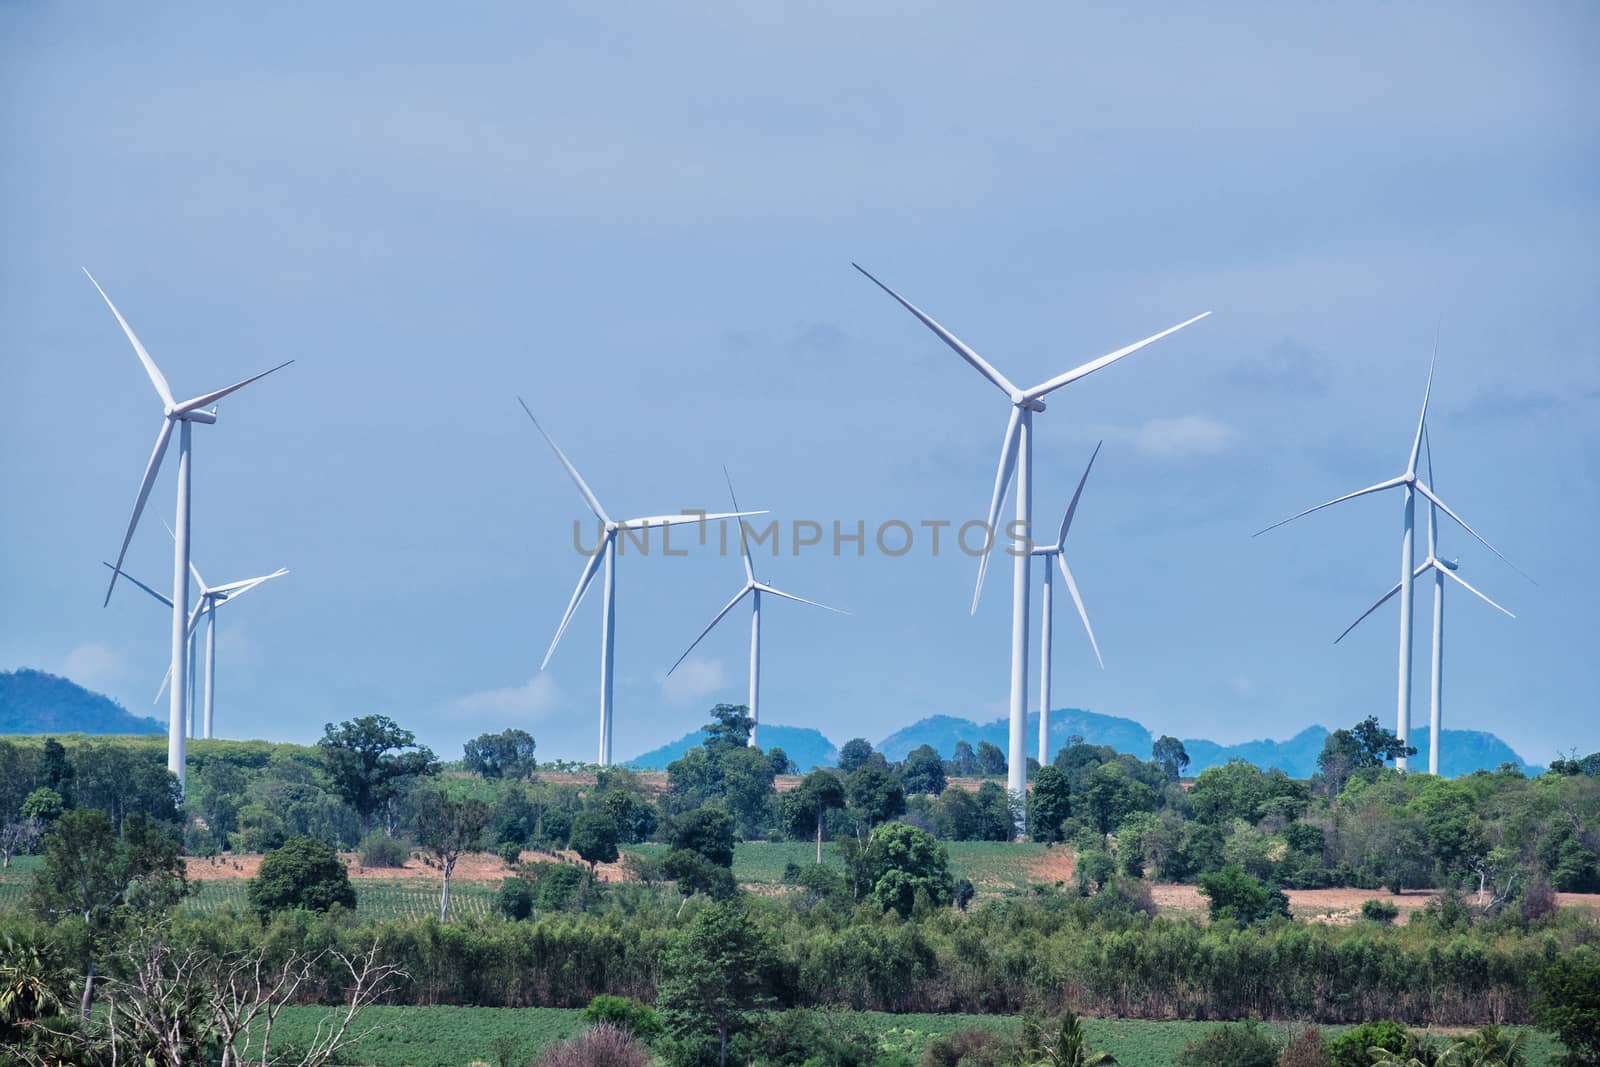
[89,271,292,793]
[1032,443,1105,766]
[855,263,1209,815]
[104,557,288,739]
[666,469,848,749]
[519,400,765,766]
[1255,355,1523,770]
[1332,433,1514,775]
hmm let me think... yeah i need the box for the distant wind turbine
[667,469,847,749]
[89,271,292,792]
[1332,433,1513,775]
[518,400,765,766]
[1032,443,1104,766]
[855,263,1209,819]
[1255,353,1523,770]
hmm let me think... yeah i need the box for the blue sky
[2,3,1595,765]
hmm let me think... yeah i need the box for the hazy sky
[3,3,1596,765]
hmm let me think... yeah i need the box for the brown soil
[1027,848,1077,886]
[183,848,636,884]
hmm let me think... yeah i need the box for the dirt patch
[1027,848,1076,886]
[1149,884,1445,923]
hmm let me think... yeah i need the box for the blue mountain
[0,669,164,736]
[627,724,839,772]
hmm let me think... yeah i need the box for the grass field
[257,1006,1565,1067]
[622,840,1057,892]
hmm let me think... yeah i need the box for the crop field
[253,1007,1565,1067]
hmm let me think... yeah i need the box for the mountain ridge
[0,669,165,736]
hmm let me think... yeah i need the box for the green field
[255,1006,1565,1067]
[622,840,1057,892]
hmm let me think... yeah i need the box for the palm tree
[1025,1012,1118,1067]
[1370,1038,1451,1067]
[1446,1025,1529,1067]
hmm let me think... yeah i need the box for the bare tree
[0,817,41,869]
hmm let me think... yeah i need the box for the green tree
[657,901,779,1067]
[28,809,185,1018]
[1196,864,1289,926]
[1175,1022,1277,1067]
[568,810,620,871]
[1533,950,1600,1067]
[865,821,954,917]
[602,789,658,845]
[1029,766,1072,843]
[900,744,947,795]
[247,835,356,919]
[783,770,846,862]
[1081,762,1157,835]
[1021,1011,1119,1066]
[671,808,736,867]
[951,740,978,776]
[976,740,1007,776]
[411,786,491,921]
[766,747,795,776]
[19,787,63,825]
[1152,735,1191,782]
[846,763,905,830]
[462,729,537,780]
[838,738,874,774]
[1318,716,1415,793]
[704,704,755,755]
[318,715,439,834]
[1444,1025,1528,1067]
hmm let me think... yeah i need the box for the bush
[583,995,662,1042]
[497,877,534,921]
[496,840,523,867]
[526,860,597,911]
[741,1008,878,1066]
[247,836,355,918]
[1360,898,1399,924]
[532,1023,651,1067]
[1533,950,1600,1067]
[921,1026,1019,1067]
[1327,1022,1411,1067]
[358,831,410,868]
[1196,864,1290,926]
[1276,1027,1330,1067]
[1177,1022,1280,1067]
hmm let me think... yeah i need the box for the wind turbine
[1032,442,1104,766]
[855,263,1209,818]
[1332,433,1514,775]
[1255,355,1522,770]
[89,271,292,793]
[666,469,847,749]
[103,558,288,739]
[518,400,765,766]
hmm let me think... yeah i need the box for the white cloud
[60,642,127,690]
[658,658,726,705]
[1132,415,1238,460]
[447,675,560,720]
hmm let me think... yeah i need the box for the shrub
[358,831,410,868]
[532,1023,651,1067]
[1327,1022,1411,1067]
[583,995,662,1042]
[1533,950,1600,1067]
[1276,1027,1330,1067]
[1360,899,1399,924]
[526,860,598,911]
[1177,1022,1280,1067]
[1196,864,1290,926]
[247,836,355,918]
[496,877,534,921]
[496,841,523,867]
[921,1026,1018,1067]
[742,1008,878,1066]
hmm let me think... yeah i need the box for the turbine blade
[541,538,608,670]
[83,269,175,408]
[174,360,294,415]
[1252,475,1408,538]
[1056,440,1102,551]
[972,405,1023,615]
[1412,481,1533,583]
[154,663,172,704]
[1024,312,1212,400]
[1440,566,1516,619]
[208,568,289,596]
[1407,344,1437,476]
[104,419,175,605]
[100,562,173,608]
[516,398,611,524]
[1057,556,1103,668]
[1424,427,1438,559]
[724,467,755,583]
[668,584,753,676]
[1334,579,1405,644]
[619,509,768,528]
[852,263,1018,398]
[755,582,849,614]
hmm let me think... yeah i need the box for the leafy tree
[950,740,978,776]
[1176,1022,1277,1067]
[28,809,185,1018]
[976,740,1007,776]
[1443,1025,1528,1067]
[462,729,537,780]
[247,835,355,919]
[584,994,663,1042]
[1195,864,1289,926]
[846,763,905,830]
[1361,898,1399,924]
[704,704,755,755]
[1533,950,1600,1067]
[900,744,947,795]
[657,901,779,1067]
[672,808,736,867]
[19,787,63,824]
[602,789,658,845]
[766,747,795,776]
[974,781,1017,841]
[497,876,535,920]
[1080,762,1157,835]
[1029,766,1072,843]
[865,821,954,917]
[1021,1011,1119,1066]
[783,770,846,862]
[411,786,491,920]
[40,738,73,798]
[662,849,738,901]
[838,738,875,774]
[1327,1022,1412,1067]
[318,715,439,834]
[1152,735,1191,782]
[568,810,620,870]
[1318,716,1415,793]
[719,746,778,837]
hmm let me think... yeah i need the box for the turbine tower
[855,264,1208,822]
[90,271,292,793]
[1332,434,1514,775]
[519,400,764,766]
[1032,443,1104,766]
[1255,355,1521,770]
[667,469,847,749]
[106,559,288,739]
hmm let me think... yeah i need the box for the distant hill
[0,669,164,736]
[877,710,1153,763]
[627,724,839,772]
